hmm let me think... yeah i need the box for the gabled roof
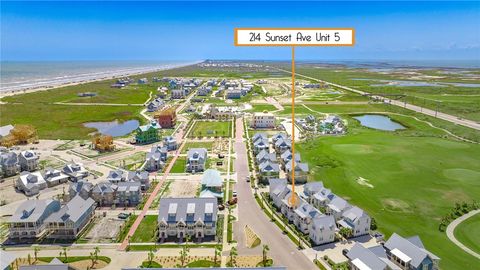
[342,206,369,223]
[69,180,93,194]
[10,199,61,223]
[269,178,287,194]
[117,181,141,192]
[187,148,207,161]
[1,152,18,165]
[137,121,160,132]
[45,195,95,224]
[252,133,267,143]
[285,160,309,173]
[158,197,218,224]
[92,181,116,194]
[347,243,388,270]
[200,189,223,199]
[311,215,336,231]
[384,233,440,268]
[294,201,322,219]
[127,170,149,181]
[107,170,125,181]
[259,160,280,173]
[303,182,324,196]
[327,196,350,213]
[201,169,223,187]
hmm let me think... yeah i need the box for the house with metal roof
[255,149,277,165]
[116,181,141,206]
[279,150,301,169]
[163,136,178,151]
[280,191,302,222]
[293,200,322,234]
[268,178,289,209]
[106,169,125,184]
[252,132,267,143]
[301,182,324,201]
[1,250,18,270]
[338,206,371,238]
[157,197,218,240]
[19,150,39,172]
[9,199,61,239]
[285,160,309,184]
[127,170,150,191]
[145,145,167,172]
[346,243,401,270]
[45,195,96,239]
[274,138,291,154]
[384,233,440,270]
[146,98,165,112]
[272,132,287,144]
[16,171,47,196]
[186,148,208,173]
[326,196,352,220]
[19,257,73,270]
[44,167,69,187]
[200,169,223,200]
[135,121,160,144]
[62,162,88,181]
[311,187,336,209]
[68,179,93,201]
[309,214,337,246]
[123,267,286,270]
[0,151,19,177]
[252,137,269,154]
[91,182,116,206]
[258,160,280,180]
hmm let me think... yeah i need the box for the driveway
[233,117,316,270]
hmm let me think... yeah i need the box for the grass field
[131,215,158,242]
[181,141,215,154]
[189,121,232,138]
[170,157,186,173]
[453,213,480,255]
[0,103,143,139]
[296,115,480,270]
[248,104,278,113]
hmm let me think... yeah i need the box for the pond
[353,115,406,131]
[84,120,140,137]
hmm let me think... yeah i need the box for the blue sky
[1,1,479,61]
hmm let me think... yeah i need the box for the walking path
[446,210,480,260]
[276,67,480,131]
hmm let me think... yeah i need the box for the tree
[370,217,377,230]
[147,248,155,267]
[339,227,353,239]
[179,245,190,267]
[92,246,100,265]
[262,245,270,266]
[229,247,238,267]
[33,246,40,262]
[27,254,32,265]
[214,245,221,266]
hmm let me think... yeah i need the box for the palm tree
[214,245,221,266]
[33,247,40,262]
[262,245,270,266]
[93,246,100,265]
[229,247,237,267]
[179,245,189,267]
[59,247,68,262]
[147,249,155,267]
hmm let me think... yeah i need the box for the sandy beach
[0,61,201,98]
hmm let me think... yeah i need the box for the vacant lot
[454,213,480,255]
[297,114,480,270]
[188,121,232,138]
[181,141,215,154]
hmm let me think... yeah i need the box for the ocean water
[0,60,199,92]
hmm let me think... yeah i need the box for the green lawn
[187,260,220,267]
[189,121,232,138]
[0,103,143,139]
[296,115,480,270]
[248,104,278,113]
[130,215,158,242]
[453,213,480,255]
[170,157,186,173]
[181,141,215,154]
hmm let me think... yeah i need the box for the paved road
[233,117,316,270]
[446,210,480,260]
[276,67,480,131]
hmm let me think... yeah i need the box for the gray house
[384,233,440,270]
[62,163,88,181]
[127,170,150,191]
[157,197,218,240]
[91,182,116,206]
[46,195,96,239]
[44,167,69,187]
[145,145,167,172]
[285,160,309,184]
[116,182,141,206]
[16,171,47,196]
[255,150,277,165]
[258,160,280,180]
[186,148,208,173]
[19,150,39,172]
[106,170,125,184]
[163,136,178,151]
[326,196,352,220]
[68,180,93,201]
[338,206,371,238]
[274,138,291,154]
[346,243,400,270]
[1,151,19,177]
[252,138,269,154]
[9,199,61,239]
[309,215,337,246]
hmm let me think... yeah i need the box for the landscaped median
[17,255,111,270]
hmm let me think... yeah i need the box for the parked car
[232,191,237,197]
[118,213,130,219]
[245,176,250,182]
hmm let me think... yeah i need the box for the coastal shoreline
[0,61,202,98]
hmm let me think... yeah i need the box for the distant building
[16,171,47,196]
[138,78,148,84]
[147,98,165,112]
[157,197,218,240]
[0,151,19,177]
[135,121,161,144]
[145,145,167,172]
[186,148,208,173]
[251,112,276,129]
[225,89,242,99]
[127,170,150,191]
[154,107,177,128]
[171,89,186,99]
[44,167,69,187]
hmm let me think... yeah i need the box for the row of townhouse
[16,162,87,196]
[144,136,178,172]
[157,197,218,241]
[346,233,440,270]
[253,133,310,183]
[1,150,39,178]
[8,195,95,240]
[269,179,372,246]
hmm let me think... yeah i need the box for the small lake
[354,115,406,131]
[84,120,139,137]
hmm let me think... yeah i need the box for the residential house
[268,178,288,209]
[255,150,277,165]
[163,136,178,151]
[16,171,47,196]
[199,169,223,201]
[280,150,301,169]
[171,89,186,99]
[44,167,69,187]
[106,169,126,184]
[251,112,276,129]
[186,148,208,173]
[9,199,61,239]
[285,160,309,184]
[127,170,150,191]
[301,182,324,201]
[280,190,301,222]
[274,138,291,154]
[272,133,287,144]
[293,201,322,234]
[116,182,142,206]
[252,137,269,154]
[338,206,371,237]
[91,182,116,206]
[138,78,148,84]
[258,160,280,180]
[18,150,39,172]
[384,233,440,270]
[154,107,177,128]
[309,215,337,246]
[225,89,242,99]
[147,98,165,112]
[252,132,267,143]
[68,180,93,201]
[45,195,96,239]
[311,187,336,209]
[62,163,88,181]
[346,243,401,270]
[145,145,167,172]
[326,196,351,220]
[135,121,161,144]
[0,151,19,177]
[157,197,218,240]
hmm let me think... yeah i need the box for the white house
[251,112,276,129]
[44,167,69,187]
[309,215,337,246]
[384,233,440,270]
[18,150,39,172]
[326,196,351,220]
[293,201,322,234]
[62,163,89,181]
[9,199,61,239]
[16,171,47,196]
[338,206,371,237]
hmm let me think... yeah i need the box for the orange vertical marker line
[290,46,296,206]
